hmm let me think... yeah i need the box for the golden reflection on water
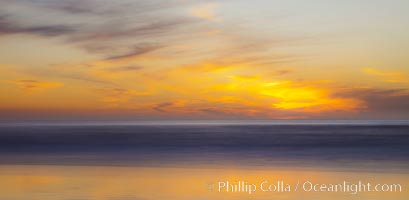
[0,165,407,200]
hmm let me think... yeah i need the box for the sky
[0,0,408,120]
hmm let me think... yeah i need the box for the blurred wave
[0,122,408,171]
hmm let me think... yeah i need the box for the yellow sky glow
[0,0,408,119]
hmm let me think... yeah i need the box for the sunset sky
[1,0,408,120]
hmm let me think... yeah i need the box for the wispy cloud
[9,79,63,91]
[152,101,188,113]
[333,87,409,118]
[104,45,163,61]
[106,66,144,73]
[0,0,305,70]
[153,102,175,112]
[0,15,76,37]
[21,65,115,85]
[189,3,220,21]
[362,68,407,83]
[0,1,195,59]
[274,69,292,76]
[3,0,407,120]
[96,87,153,104]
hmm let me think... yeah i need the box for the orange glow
[0,165,407,200]
[261,81,362,112]
[9,80,63,91]
[1,0,408,119]
[362,68,407,83]
[0,61,367,118]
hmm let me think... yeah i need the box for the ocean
[0,120,408,200]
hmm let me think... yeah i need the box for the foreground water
[0,121,408,199]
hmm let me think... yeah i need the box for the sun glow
[0,0,408,119]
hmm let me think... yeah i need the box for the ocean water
[0,121,408,200]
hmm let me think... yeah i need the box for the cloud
[0,1,195,59]
[229,75,260,81]
[206,29,221,35]
[274,69,292,76]
[9,79,63,91]
[189,3,219,21]
[0,0,306,72]
[334,88,409,115]
[152,100,188,113]
[99,87,151,97]
[260,81,363,112]
[107,66,144,73]
[22,65,115,85]
[0,15,76,37]
[182,62,233,73]
[97,87,153,104]
[153,102,175,112]
[39,0,119,15]
[104,45,162,61]
[362,68,407,83]
[7,1,406,120]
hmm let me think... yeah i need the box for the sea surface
[0,120,408,200]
